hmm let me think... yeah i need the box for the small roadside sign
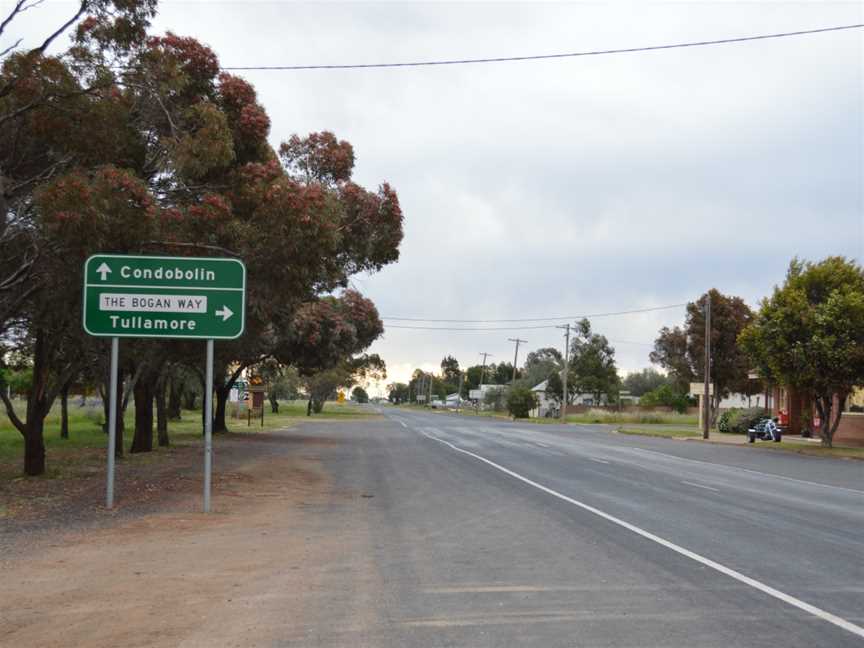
[83,255,245,339]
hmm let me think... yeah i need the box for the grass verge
[617,426,702,439]
[568,410,698,425]
[0,399,375,480]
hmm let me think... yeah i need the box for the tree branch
[140,241,240,257]
[0,378,25,435]
[0,38,22,58]
[0,1,27,40]
[29,0,88,57]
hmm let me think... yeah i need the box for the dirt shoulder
[0,422,375,647]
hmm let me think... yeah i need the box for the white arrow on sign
[96,262,112,281]
[215,305,233,321]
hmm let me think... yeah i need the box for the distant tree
[623,368,669,397]
[440,355,461,385]
[740,257,864,447]
[569,319,619,402]
[387,382,409,404]
[652,290,753,423]
[351,387,369,403]
[638,384,691,413]
[304,354,385,414]
[506,386,538,419]
[463,365,484,395]
[544,370,576,408]
[493,362,519,384]
[523,347,562,386]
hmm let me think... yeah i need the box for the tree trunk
[130,378,154,453]
[814,396,834,448]
[183,390,197,411]
[156,376,169,447]
[269,393,279,413]
[213,386,229,433]
[59,381,70,440]
[23,329,50,476]
[24,415,46,476]
[307,398,312,416]
[167,374,182,420]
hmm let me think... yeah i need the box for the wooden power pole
[556,323,571,423]
[508,338,527,383]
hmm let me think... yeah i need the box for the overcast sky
[15,1,864,391]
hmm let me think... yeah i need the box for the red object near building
[778,409,789,426]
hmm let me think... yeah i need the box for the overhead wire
[382,303,687,324]
[222,24,863,71]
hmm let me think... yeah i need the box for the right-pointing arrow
[215,305,233,322]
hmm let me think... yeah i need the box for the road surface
[313,407,864,647]
[3,409,862,647]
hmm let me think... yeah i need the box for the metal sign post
[83,255,245,512]
[106,336,119,508]
[204,339,214,512]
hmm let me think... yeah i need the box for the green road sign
[83,255,246,339]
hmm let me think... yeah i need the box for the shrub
[850,404,864,413]
[718,407,768,434]
[638,384,690,413]
[506,386,538,419]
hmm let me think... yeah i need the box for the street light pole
[703,293,712,440]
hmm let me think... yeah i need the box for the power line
[385,324,560,331]
[382,303,687,323]
[222,24,862,71]
[384,323,654,346]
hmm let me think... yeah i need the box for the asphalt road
[291,408,864,647]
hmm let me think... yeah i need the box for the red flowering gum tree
[1,2,404,469]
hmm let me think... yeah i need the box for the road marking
[627,447,864,495]
[534,442,550,448]
[399,421,407,428]
[421,430,864,640]
[681,480,719,492]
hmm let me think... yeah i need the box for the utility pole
[556,324,571,423]
[479,352,492,387]
[457,371,465,410]
[507,338,527,383]
[427,371,433,404]
[703,293,712,440]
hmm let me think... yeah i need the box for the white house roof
[531,380,548,392]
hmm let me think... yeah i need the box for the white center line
[681,480,719,492]
[420,430,864,641]
[589,458,611,465]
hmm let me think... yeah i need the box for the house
[445,392,462,408]
[529,379,617,417]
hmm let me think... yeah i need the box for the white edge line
[399,421,407,428]
[420,430,864,640]
[589,457,611,465]
[681,480,719,492]
[627,447,864,495]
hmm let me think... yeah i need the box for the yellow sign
[337,391,346,403]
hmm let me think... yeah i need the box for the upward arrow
[96,262,112,281]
